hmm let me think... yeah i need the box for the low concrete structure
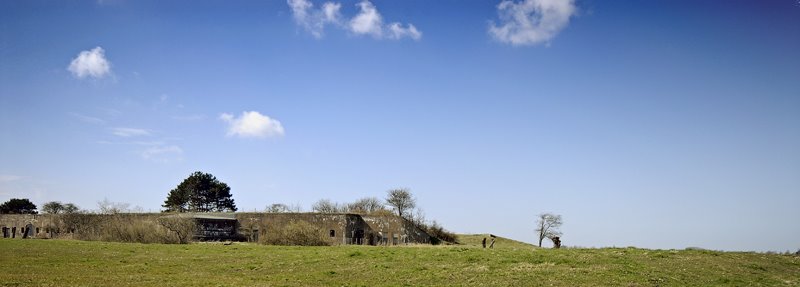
[0,212,433,245]
[236,213,432,245]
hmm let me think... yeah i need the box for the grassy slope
[1,238,798,286]
[456,234,536,250]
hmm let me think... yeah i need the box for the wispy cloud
[288,0,421,41]
[98,107,122,117]
[288,0,342,38]
[0,177,45,200]
[110,127,152,137]
[220,111,285,138]
[388,22,422,40]
[97,140,165,146]
[489,0,576,46]
[68,46,112,79]
[97,140,182,163]
[0,175,23,183]
[141,145,183,163]
[172,114,205,121]
[69,112,106,124]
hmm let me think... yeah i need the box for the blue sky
[1,0,798,251]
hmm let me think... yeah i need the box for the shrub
[260,220,331,246]
[426,221,458,245]
[157,215,196,244]
[99,215,175,243]
[56,213,192,244]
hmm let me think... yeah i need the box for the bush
[99,215,177,243]
[157,215,196,244]
[260,220,331,246]
[426,221,458,245]
[56,213,192,244]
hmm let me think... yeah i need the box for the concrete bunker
[0,212,433,245]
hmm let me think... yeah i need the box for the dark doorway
[353,229,364,245]
[23,223,34,239]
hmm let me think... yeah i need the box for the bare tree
[287,203,303,213]
[157,214,197,244]
[535,213,562,247]
[97,198,130,214]
[409,208,427,227]
[312,199,344,213]
[347,197,385,214]
[385,188,416,218]
[266,203,290,213]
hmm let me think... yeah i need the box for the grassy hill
[1,238,798,286]
[456,233,536,250]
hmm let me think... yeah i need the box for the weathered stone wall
[0,213,167,239]
[361,215,431,245]
[0,212,432,245]
[1,214,64,239]
[234,213,431,245]
[236,213,355,244]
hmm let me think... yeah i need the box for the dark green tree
[42,201,79,214]
[0,198,38,214]
[42,201,65,214]
[162,172,237,212]
[63,203,80,213]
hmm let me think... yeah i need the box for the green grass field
[1,235,798,286]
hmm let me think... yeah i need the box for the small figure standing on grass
[551,236,561,249]
[489,234,496,249]
[482,237,487,248]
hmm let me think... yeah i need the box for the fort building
[0,212,433,245]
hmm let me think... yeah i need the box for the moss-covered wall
[0,213,432,245]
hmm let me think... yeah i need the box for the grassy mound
[457,233,536,250]
[1,239,798,286]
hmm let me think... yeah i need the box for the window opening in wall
[329,230,335,237]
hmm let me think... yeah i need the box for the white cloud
[388,23,422,40]
[220,111,285,138]
[287,0,421,41]
[489,0,576,46]
[111,127,152,137]
[288,0,312,23]
[0,175,22,183]
[68,46,112,79]
[349,0,383,38]
[141,145,183,162]
[322,2,342,23]
[288,0,342,38]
